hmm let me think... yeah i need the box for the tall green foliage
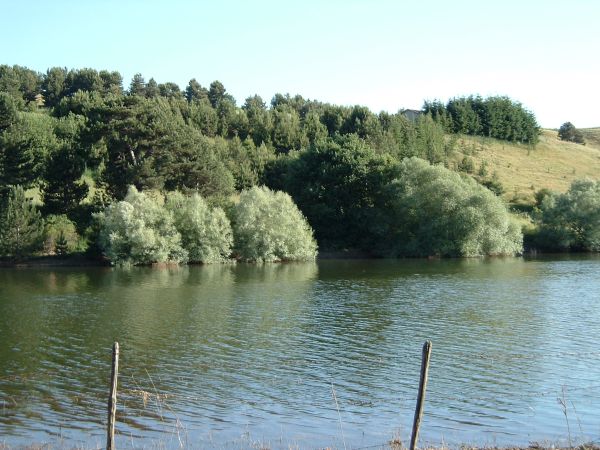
[0,92,19,131]
[82,95,235,201]
[414,114,448,163]
[537,180,600,251]
[341,106,379,138]
[219,136,275,190]
[424,95,540,145]
[188,98,218,136]
[185,79,209,103]
[64,68,104,96]
[128,73,146,96]
[280,135,399,249]
[271,105,306,153]
[208,80,227,108]
[41,144,88,215]
[42,67,68,108]
[0,112,58,195]
[233,186,317,262]
[151,130,236,201]
[166,191,232,263]
[0,185,44,258]
[0,65,42,105]
[87,95,185,197]
[243,95,272,146]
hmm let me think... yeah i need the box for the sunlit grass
[451,129,600,204]
[579,127,600,148]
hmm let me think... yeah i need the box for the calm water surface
[1,257,600,448]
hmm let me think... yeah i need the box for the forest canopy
[423,95,540,145]
[0,64,549,262]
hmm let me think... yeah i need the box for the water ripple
[1,258,600,447]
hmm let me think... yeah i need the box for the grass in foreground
[2,442,600,450]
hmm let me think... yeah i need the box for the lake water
[1,257,600,448]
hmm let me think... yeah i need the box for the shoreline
[0,254,110,268]
[1,442,598,450]
[1,251,598,268]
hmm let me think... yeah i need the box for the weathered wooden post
[410,340,432,450]
[107,342,119,450]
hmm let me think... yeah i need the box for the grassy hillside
[452,129,600,205]
[580,127,600,148]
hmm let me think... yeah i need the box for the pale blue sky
[2,0,599,127]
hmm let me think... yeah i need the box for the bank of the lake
[1,443,599,450]
[1,257,600,448]
[2,249,597,268]
[0,254,109,268]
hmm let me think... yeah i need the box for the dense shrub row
[95,186,317,264]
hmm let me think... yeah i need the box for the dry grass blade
[331,382,347,450]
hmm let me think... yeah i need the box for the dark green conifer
[0,185,44,258]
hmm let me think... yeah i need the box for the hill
[452,129,600,205]
[580,127,600,148]
[25,128,600,210]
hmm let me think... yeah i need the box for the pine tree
[0,92,19,131]
[0,185,44,258]
[41,145,88,215]
[128,73,146,96]
[0,112,57,197]
[208,80,226,108]
[0,133,40,197]
[145,78,159,98]
[185,78,208,103]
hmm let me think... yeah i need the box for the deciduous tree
[96,186,187,265]
[233,186,317,262]
[166,191,232,263]
[558,122,585,144]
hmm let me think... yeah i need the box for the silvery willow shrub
[383,158,522,257]
[233,186,317,262]
[165,191,233,263]
[96,186,187,265]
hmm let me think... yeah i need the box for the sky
[1,0,599,128]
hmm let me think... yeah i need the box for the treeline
[1,64,454,161]
[423,95,540,144]
[0,64,546,262]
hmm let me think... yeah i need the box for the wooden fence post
[410,340,432,450]
[107,342,119,450]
